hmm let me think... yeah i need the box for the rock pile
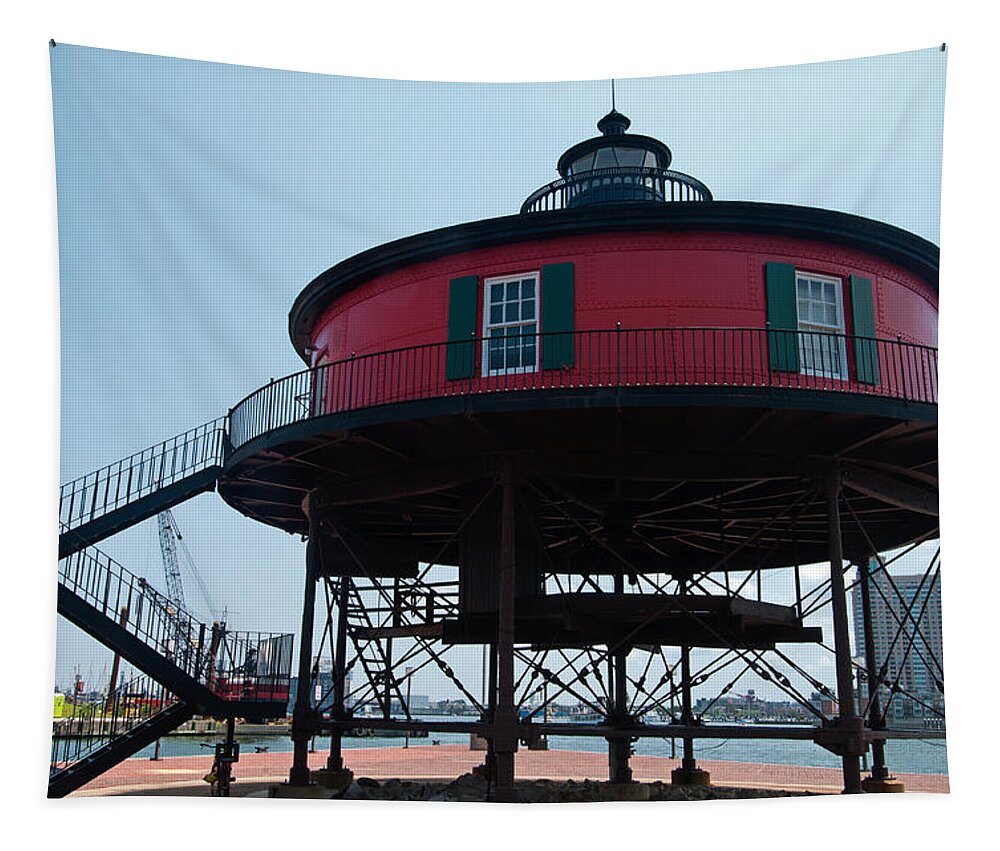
[335,774,809,803]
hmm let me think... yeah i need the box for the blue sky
[48,44,948,702]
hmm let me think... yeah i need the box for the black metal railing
[58,417,228,534]
[521,166,713,213]
[50,672,177,772]
[349,579,461,625]
[58,544,294,703]
[228,327,937,451]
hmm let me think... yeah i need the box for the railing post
[897,336,909,402]
[615,322,622,390]
[468,330,476,401]
[196,622,206,679]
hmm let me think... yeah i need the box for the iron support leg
[608,572,632,784]
[491,461,517,802]
[608,657,632,782]
[680,643,696,771]
[671,639,710,786]
[859,556,898,790]
[290,496,320,786]
[826,471,862,794]
[328,578,351,772]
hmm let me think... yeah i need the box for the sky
[47,43,949,703]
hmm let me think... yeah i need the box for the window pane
[614,147,645,167]
[594,147,617,168]
[505,332,521,368]
[490,305,503,324]
[506,280,520,301]
[521,299,535,320]
[824,304,837,325]
[488,337,504,371]
[522,279,535,298]
[490,285,503,304]
[505,302,519,322]
[797,279,809,298]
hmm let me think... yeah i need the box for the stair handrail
[58,542,293,703]
[50,671,176,772]
[59,417,229,532]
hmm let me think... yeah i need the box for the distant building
[408,694,430,711]
[287,671,336,715]
[851,560,944,721]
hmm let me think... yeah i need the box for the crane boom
[157,511,187,612]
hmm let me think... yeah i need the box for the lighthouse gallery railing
[228,327,937,451]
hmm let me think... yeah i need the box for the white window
[483,273,539,375]
[795,272,848,379]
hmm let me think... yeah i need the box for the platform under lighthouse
[218,107,939,800]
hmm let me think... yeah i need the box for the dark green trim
[540,263,575,369]
[766,262,800,372]
[850,275,880,385]
[445,275,478,380]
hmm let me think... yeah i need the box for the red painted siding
[310,230,937,360]
[305,230,937,410]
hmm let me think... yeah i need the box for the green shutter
[766,262,800,372]
[850,275,880,385]
[445,275,478,380]
[541,263,575,369]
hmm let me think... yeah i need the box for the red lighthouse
[58,108,940,800]
[218,107,938,797]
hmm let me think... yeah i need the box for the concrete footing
[862,776,905,793]
[267,769,354,798]
[671,766,712,786]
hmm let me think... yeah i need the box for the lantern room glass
[568,147,657,175]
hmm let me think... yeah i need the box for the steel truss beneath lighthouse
[52,331,943,797]
[222,372,941,799]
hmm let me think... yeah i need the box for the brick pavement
[69,744,949,797]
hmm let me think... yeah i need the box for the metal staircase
[58,544,293,719]
[337,578,465,717]
[53,543,293,796]
[58,418,228,559]
[49,672,195,798]
[340,579,410,717]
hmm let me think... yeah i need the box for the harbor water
[122,721,948,776]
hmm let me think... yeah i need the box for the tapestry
[49,43,947,803]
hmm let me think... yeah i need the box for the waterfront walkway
[68,745,949,797]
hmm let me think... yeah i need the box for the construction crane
[157,509,224,624]
[157,511,187,614]
[149,510,222,760]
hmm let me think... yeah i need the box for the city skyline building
[852,559,944,722]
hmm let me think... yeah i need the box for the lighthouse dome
[521,109,712,212]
